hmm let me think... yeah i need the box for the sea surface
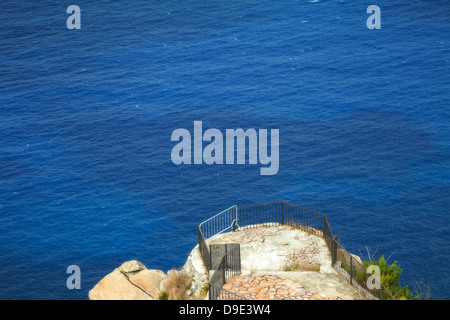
[0,0,449,299]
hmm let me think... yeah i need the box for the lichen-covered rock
[88,268,152,300]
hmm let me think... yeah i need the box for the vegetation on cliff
[362,256,418,300]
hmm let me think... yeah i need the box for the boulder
[119,260,146,274]
[89,260,161,300]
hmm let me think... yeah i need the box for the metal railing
[237,202,325,237]
[199,205,237,240]
[198,202,395,300]
[208,243,242,300]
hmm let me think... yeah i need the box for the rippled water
[0,0,449,299]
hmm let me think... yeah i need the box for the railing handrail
[238,201,326,216]
[199,205,237,241]
[199,205,237,229]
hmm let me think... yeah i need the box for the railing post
[323,215,325,235]
[233,206,236,232]
[281,202,284,225]
[238,244,241,272]
[223,259,226,288]
[209,244,212,271]
[350,256,353,285]
[223,246,227,285]
[332,236,337,266]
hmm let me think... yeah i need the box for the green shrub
[198,285,209,300]
[158,290,169,300]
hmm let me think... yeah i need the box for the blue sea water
[0,0,449,299]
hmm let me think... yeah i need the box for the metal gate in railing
[208,243,242,300]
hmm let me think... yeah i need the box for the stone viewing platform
[206,225,361,300]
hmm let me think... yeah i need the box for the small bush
[198,285,209,300]
[412,279,432,300]
[165,269,191,300]
[283,260,320,272]
[158,291,169,300]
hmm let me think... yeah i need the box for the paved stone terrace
[222,273,356,300]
